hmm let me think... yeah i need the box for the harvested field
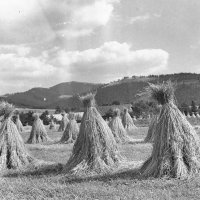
[1,126,200,200]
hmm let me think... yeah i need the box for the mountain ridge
[1,73,200,109]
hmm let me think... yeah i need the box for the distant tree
[105,108,115,118]
[131,100,150,118]
[112,100,120,105]
[55,106,61,114]
[71,107,77,111]
[102,103,110,106]
[191,100,198,113]
[180,102,189,115]
[64,107,70,113]
[19,111,34,126]
[40,110,50,125]
[123,76,129,79]
[25,111,34,126]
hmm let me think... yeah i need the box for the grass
[1,126,200,200]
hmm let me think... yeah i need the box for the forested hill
[95,73,200,106]
[0,81,101,108]
[1,73,200,109]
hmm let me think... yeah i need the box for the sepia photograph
[0,0,200,199]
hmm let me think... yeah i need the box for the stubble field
[1,126,200,200]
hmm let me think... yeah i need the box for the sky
[0,0,200,94]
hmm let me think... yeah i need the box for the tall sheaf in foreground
[140,81,200,178]
[64,93,121,176]
[0,102,34,171]
[27,113,52,144]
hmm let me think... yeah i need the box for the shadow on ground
[3,163,147,185]
[60,168,144,185]
[3,163,64,178]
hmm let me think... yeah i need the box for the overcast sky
[0,0,200,94]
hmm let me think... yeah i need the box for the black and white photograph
[1,0,200,199]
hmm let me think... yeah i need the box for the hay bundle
[15,113,24,133]
[192,112,196,118]
[27,113,52,144]
[65,94,121,175]
[49,119,55,130]
[58,113,69,132]
[140,81,200,179]
[122,108,137,130]
[109,109,132,143]
[0,102,34,170]
[60,112,79,143]
[144,114,158,143]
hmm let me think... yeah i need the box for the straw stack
[0,102,34,171]
[109,109,132,143]
[49,119,55,130]
[144,114,158,143]
[60,112,79,143]
[58,113,69,132]
[140,81,200,179]
[15,113,24,133]
[27,113,52,144]
[122,108,137,131]
[64,93,121,176]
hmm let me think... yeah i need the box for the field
[1,126,200,200]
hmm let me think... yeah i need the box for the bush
[191,100,198,113]
[112,101,120,105]
[131,100,158,118]
[104,108,115,118]
[19,111,34,126]
[55,106,61,114]
[40,110,51,125]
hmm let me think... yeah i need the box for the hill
[95,73,200,106]
[1,73,200,109]
[1,81,101,109]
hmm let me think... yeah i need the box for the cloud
[0,0,37,22]
[58,0,119,38]
[0,0,119,44]
[53,41,169,82]
[130,14,150,24]
[72,1,114,27]
[0,48,56,94]
[0,41,169,94]
[0,45,31,56]
[0,0,55,44]
[129,13,161,24]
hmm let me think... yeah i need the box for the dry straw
[144,114,158,143]
[27,113,52,144]
[122,108,137,131]
[109,108,132,143]
[58,113,69,132]
[140,81,200,179]
[49,119,55,130]
[64,93,121,176]
[15,113,24,133]
[144,105,161,143]
[60,112,79,143]
[0,101,34,171]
